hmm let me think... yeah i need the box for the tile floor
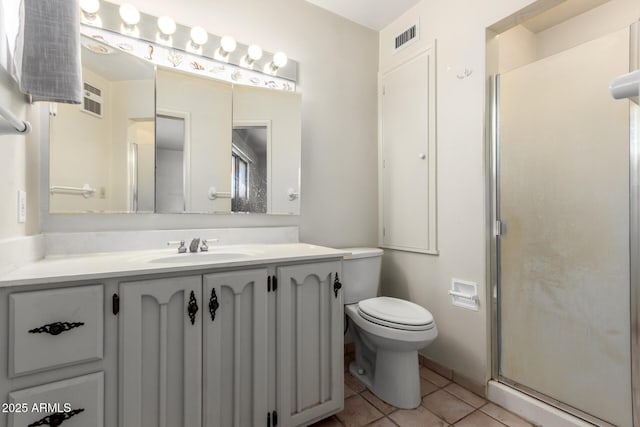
[311,363,535,427]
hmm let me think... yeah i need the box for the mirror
[49,36,155,213]
[49,37,301,215]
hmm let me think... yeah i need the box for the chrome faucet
[189,238,200,253]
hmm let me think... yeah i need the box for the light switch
[17,190,26,223]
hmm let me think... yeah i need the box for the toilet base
[349,349,421,409]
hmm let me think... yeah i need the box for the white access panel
[380,46,437,254]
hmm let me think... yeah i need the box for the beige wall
[536,0,640,60]
[496,0,639,73]
[496,25,536,73]
[1,1,39,239]
[379,0,553,386]
[0,41,40,239]
[49,70,154,213]
[41,0,379,250]
[49,68,113,212]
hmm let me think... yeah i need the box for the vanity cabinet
[9,285,104,377]
[201,261,344,427]
[203,269,269,427]
[118,276,202,427]
[277,262,344,426]
[1,253,343,427]
[8,372,104,427]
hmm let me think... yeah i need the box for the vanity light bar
[81,0,297,82]
[81,25,295,92]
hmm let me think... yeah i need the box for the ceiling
[304,0,422,31]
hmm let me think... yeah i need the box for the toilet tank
[342,247,384,304]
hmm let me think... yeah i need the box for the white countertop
[0,243,349,288]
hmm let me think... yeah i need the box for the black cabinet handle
[28,322,84,336]
[187,290,198,325]
[209,288,220,322]
[333,273,342,299]
[28,408,84,427]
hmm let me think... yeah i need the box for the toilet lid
[357,297,434,331]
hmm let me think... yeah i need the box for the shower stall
[490,20,640,426]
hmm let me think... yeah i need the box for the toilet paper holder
[449,279,479,311]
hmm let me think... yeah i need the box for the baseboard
[487,381,602,427]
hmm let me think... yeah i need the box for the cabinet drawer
[7,372,103,427]
[9,285,104,377]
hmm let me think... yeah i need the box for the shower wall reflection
[232,125,268,213]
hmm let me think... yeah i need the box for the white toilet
[343,248,437,409]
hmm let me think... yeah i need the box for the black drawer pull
[333,273,342,299]
[28,322,84,336]
[209,288,220,322]
[28,408,84,427]
[187,290,198,325]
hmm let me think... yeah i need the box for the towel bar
[50,184,96,198]
[0,104,31,135]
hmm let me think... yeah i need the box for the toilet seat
[357,297,434,332]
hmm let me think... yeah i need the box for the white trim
[487,381,599,427]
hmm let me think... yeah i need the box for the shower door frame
[487,20,640,426]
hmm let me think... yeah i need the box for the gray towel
[13,0,82,104]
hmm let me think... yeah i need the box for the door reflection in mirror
[231,125,268,213]
[155,114,187,213]
[127,120,155,212]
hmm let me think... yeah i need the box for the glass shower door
[497,27,632,426]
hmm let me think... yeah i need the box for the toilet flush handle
[333,273,342,298]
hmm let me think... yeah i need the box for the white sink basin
[147,251,256,264]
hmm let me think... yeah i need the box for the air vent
[82,82,103,118]
[393,21,419,53]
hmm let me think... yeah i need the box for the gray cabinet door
[119,275,202,427]
[203,269,268,427]
[277,261,344,426]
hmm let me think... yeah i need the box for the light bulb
[158,16,176,35]
[273,52,288,68]
[220,36,237,54]
[80,0,100,15]
[190,26,208,47]
[241,44,263,68]
[264,52,288,74]
[119,3,140,26]
[247,44,263,61]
